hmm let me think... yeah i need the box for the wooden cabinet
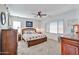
[62,43,79,55]
[61,37,79,55]
[1,29,17,55]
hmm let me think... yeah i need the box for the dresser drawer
[62,39,79,46]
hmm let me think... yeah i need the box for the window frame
[49,21,57,33]
[49,20,64,34]
[13,21,21,29]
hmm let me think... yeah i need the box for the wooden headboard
[22,28,36,34]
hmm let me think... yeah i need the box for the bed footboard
[27,37,47,47]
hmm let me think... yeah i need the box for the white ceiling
[6,4,79,19]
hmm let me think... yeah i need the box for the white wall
[41,9,79,41]
[76,8,79,22]
[10,16,41,30]
[0,5,8,29]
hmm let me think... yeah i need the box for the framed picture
[26,21,33,27]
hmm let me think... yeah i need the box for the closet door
[1,29,17,55]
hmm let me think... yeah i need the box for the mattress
[22,33,46,41]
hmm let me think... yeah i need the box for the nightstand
[18,34,21,41]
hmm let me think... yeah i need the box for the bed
[22,28,47,47]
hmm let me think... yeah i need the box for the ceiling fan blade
[34,15,37,17]
[41,14,47,16]
[32,13,37,15]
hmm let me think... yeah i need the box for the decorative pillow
[27,32,32,34]
[23,30,36,34]
[23,31,28,34]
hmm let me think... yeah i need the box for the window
[13,21,21,34]
[49,20,63,34]
[58,21,63,34]
[50,22,57,33]
[13,21,21,29]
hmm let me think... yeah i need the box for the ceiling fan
[32,11,47,17]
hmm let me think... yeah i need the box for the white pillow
[23,31,28,34]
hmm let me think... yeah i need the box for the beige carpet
[17,39,61,55]
[47,39,61,55]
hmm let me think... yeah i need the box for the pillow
[23,31,32,34]
[23,30,36,34]
[27,32,32,34]
[23,31,28,34]
[30,31,36,34]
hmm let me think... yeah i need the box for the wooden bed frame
[22,28,47,47]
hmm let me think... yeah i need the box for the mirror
[1,12,6,25]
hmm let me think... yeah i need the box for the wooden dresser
[0,29,17,55]
[60,37,79,55]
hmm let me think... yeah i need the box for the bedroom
[0,4,79,55]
